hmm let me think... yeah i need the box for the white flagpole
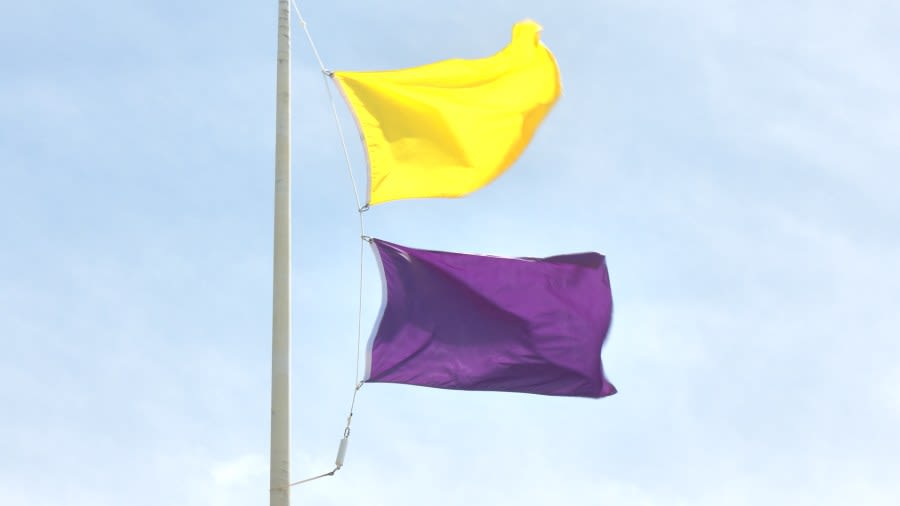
[270,0,291,505]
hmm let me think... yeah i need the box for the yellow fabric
[334,20,561,205]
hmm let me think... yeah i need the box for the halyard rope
[283,0,367,487]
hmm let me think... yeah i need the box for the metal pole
[270,0,291,505]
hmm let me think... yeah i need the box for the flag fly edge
[362,239,389,381]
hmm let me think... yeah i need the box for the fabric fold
[334,20,562,205]
[365,239,616,398]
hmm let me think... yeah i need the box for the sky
[2,1,899,505]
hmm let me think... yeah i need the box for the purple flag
[365,239,616,398]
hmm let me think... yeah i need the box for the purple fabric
[366,239,616,398]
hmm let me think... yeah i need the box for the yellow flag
[334,20,561,206]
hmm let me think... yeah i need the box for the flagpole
[270,0,291,505]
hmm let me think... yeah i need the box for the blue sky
[2,1,899,505]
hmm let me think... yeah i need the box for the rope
[294,2,369,396]
[287,469,337,487]
[291,0,366,212]
[285,0,369,488]
[319,73,368,395]
[290,0,327,73]
[321,72,367,214]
